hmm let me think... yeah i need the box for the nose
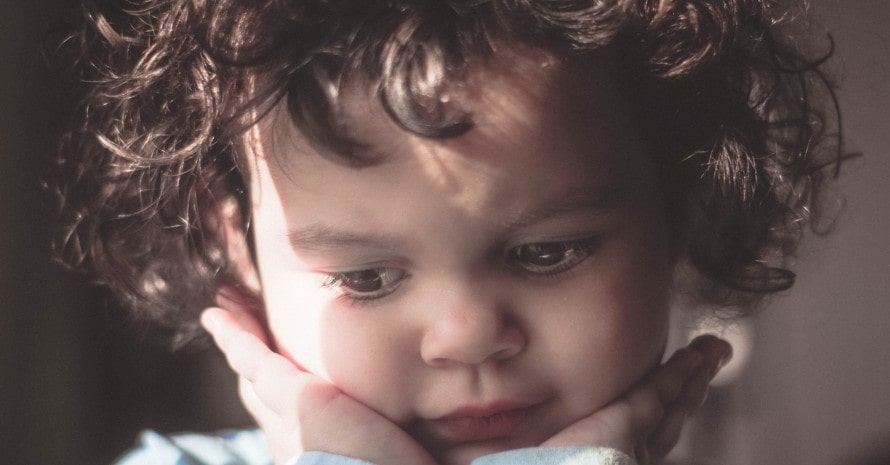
[420,287,526,367]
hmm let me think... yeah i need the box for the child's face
[241,49,673,465]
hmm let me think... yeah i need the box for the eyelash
[506,236,600,277]
[321,267,408,303]
[321,237,600,303]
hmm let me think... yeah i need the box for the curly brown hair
[56,0,845,345]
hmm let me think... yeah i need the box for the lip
[423,401,543,442]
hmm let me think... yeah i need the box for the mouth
[419,400,545,443]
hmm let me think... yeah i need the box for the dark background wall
[737,1,890,463]
[2,1,888,464]
[0,2,251,464]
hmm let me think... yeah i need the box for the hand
[201,306,437,465]
[541,335,732,464]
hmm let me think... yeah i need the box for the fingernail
[707,345,733,379]
[200,308,221,334]
[718,346,734,370]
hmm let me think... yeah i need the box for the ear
[212,195,270,343]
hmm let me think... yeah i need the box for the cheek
[528,242,672,412]
[316,312,399,386]
[274,302,418,422]
[541,295,668,420]
[254,235,415,420]
[536,283,669,393]
[264,280,337,380]
[261,266,370,382]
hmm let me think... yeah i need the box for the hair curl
[56,0,845,345]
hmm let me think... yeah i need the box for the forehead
[240,46,651,231]
[253,45,640,169]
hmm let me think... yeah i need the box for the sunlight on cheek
[268,272,344,383]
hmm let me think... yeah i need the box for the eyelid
[503,233,601,253]
[312,256,411,274]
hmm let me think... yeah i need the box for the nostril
[420,320,526,367]
[491,327,525,361]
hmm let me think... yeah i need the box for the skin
[206,47,733,465]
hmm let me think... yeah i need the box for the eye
[508,237,599,276]
[322,267,408,301]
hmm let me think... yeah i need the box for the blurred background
[2,1,888,464]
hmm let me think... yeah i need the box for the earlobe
[212,195,270,343]
[218,193,262,289]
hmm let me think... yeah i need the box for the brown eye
[509,238,599,276]
[323,268,408,301]
[338,269,385,292]
[513,243,570,267]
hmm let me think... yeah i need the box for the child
[56,0,841,464]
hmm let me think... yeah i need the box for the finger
[641,337,731,461]
[599,347,700,444]
[227,303,270,345]
[680,335,732,411]
[644,337,730,435]
[652,347,704,405]
[238,375,279,425]
[202,307,316,417]
[201,307,285,381]
[202,309,292,430]
[688,334,733,378]
[634,444,650,465]
[621,376,666,440]
[646,407,686,459]
[238,376,308,465]
[621,338,725,462]
[207,300,270,345]
[675,364,714,412]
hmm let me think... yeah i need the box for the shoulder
[113,429,271,465]
[471,446,637,465]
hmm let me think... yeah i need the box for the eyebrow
[287,186,628,254]
[288,225,406,254]
[498,185,628,230]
